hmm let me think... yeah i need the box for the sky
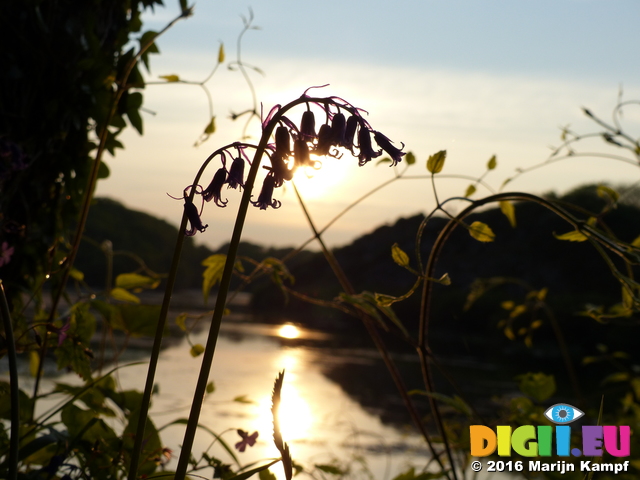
[96,0,640,250]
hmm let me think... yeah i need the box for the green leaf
[97,160,110,179]
[175,313,187,331]
[227,459,280,480]
[315,464,345,475]
[553,230,587,242]
[119,304,162,337]
[126,91,144,135]
[391,243,410,267]
[206,381,215,394]
[487,155,497,170]
[596,185,619,203]
[233,395,254,404]
[426,150,446,173]
[115,273,160,290]
[374,293,397,307]
[405,151,416,165]
[110,287,140,303]
[202,254,227,303]
[469,221,495,242]
[464,184,476,197]
[218,43,225,63]
[259,469,277,480]
[30,350,40,378]
[500,200,516,228]
[205,116,216,134]
[159,74,180,82]
[517,372,556,402]
[190,344,205,357]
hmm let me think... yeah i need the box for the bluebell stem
[226,157,245,189]
[374,131,406,166]
[343,115,359,150]
[202,168,228,206]
[315,124,333,156]
[357,126,381,166]
[251,174,281,210]
[299,110,316,141]
[184,197,208,236]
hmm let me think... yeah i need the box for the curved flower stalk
[150,89,406,480]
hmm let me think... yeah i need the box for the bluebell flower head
[251,174,281,210]
[373,131,406,166]
[343,115,359,150]
[357,126,382,166]
[300,110,316,141]
[315,124,333,156]
[202,168,228,206]
[226,157,245,189]
[184,197,208,236]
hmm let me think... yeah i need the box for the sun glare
[278,324,300,339]
[291,154,347,200]
[256,380,313,445]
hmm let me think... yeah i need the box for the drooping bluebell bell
[251,174,281,210]
[343,115,359,150]
[330,113,347,146]
[373,131,406,166]
[184,197,208,236]
[226,157,245,189]
[294,139,311,168]
[315,124,333,156]
[202,168,228,206]
[299,110,316,141]
[357,126,381,166]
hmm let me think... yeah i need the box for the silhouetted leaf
[426,150,446,173]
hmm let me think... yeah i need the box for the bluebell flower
[373,131,406,166]
[202,168,228,206]
[315,124,333,156]
[184,198,208,236]
[299,110,316,141]
[357,126,381,166]
[251,174,281,210]
[275,126,291,157]
[269,151,294,187]
[331,113,346,146]
[226,157,245,189]
[343,115,359,150]
[294,139,311,167]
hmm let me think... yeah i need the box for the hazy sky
[97,0,640,250]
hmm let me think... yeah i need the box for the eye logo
[544,403,584,424]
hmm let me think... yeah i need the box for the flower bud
[184,198,208,236]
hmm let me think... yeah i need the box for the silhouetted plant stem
[418,193,590,430]
[173,127,278,480]
[292,184,453,480]
[0,281,18,480]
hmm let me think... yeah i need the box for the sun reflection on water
[278,324,300,339]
